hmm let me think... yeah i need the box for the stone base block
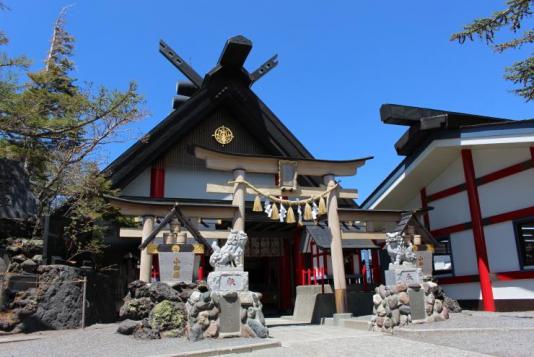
[333,313,353,326]
[207,271,248,292]
[385,265,422,287]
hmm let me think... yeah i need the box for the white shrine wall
[120,168,151,197]
[120,166,275,201]
[393,145,534,302]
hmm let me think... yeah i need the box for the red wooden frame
[293,228,305,286]
[150,159,165,198]
[431,222,472,237]
[438,270,534,285]
[149,160,165,280]
[462,149,495,311]
[279,239,292,310]
[431,206,534,237]
[419,187,431,229]
[437,274,479,285]
[427,184,465,202]
[371,249,381,285]
[426,147,534,203]
[495,270,534,281]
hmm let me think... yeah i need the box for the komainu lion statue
[386,232,416,266]
[209,230,248,268]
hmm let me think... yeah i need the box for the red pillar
[371,249,381,285]
[293,227,305,286]
[149,159,165,280]
[420,187,431,229]
[461,149,495,312]
[150,159,165,198]
[280,239,292,310]
[355,249,362,283]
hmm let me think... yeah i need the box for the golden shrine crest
[212,125,234,145]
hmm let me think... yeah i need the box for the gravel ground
[241,325,488,357]
[400,310,534,330]
[393,311,534,357]
[3,313,534,357]
[0,324,267,357]
[396,329,534,357]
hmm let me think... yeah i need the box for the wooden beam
[106,196,238,219]
[194,146,371,176]
[120,228,230,240]
[206,183,358,199]
[341,231,386,240]
[337,208,404,222]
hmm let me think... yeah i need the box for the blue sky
[2,1,532,203]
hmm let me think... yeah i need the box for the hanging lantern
[253,195,263,212]
[318,196,327,215]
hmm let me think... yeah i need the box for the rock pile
[369,283,412,332]
[117,280,269,341]
[237,291,268,338]
[185,289,268,341]
[185,286,219,341]
[3,238,43,274]
[117,280,195,340]
[370,281,459,332]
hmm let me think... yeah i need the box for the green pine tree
[0,5,145,259]
[451,0,533,101]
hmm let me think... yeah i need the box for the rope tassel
[271,203,279,220]
[286,206,296,224]
[303,202,313,221]
[253,195,263,212]
[318,196,327,215]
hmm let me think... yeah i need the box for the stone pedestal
[205,269,268,338]
[207,269,249,292]
[385,263,422,287]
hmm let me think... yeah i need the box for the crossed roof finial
[159,35,278,89]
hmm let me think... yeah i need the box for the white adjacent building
[362,104,534,311]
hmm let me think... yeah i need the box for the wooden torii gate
[193,146,372,314]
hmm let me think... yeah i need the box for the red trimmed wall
[419,146,534,310]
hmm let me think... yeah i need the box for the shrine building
[103,36,406,315]
[362,104,534,312]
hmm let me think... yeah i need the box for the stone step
[342,319,371,331]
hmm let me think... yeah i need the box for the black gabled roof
[380,104,512,156]
[103,36,316,190]
[392,211,438,246]
[361,104,533,208]
[304,223,378,249]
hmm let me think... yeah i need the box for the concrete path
[238,324,489,357]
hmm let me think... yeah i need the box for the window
[433,237,453,275]
[515,219,534,269]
